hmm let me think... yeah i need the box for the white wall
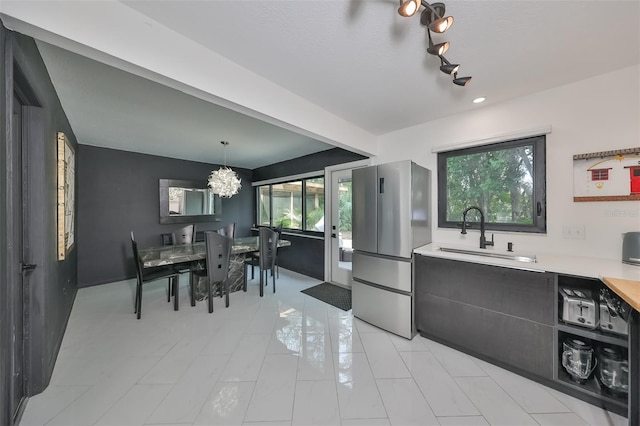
[376,65,640,261]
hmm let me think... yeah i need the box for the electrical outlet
[563,224,586,239]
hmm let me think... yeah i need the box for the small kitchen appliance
[622,231,640,265]
[562,338,596,383]
[599,288,629,336]
[597,345,629,395]
[559,287,598,329]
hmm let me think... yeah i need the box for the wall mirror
[159,179,222,224]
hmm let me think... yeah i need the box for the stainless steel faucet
[461,206,494,249]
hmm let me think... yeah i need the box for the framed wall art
[573,147,640,202]
[57,132,75,260]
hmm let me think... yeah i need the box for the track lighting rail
[398,0,471,86]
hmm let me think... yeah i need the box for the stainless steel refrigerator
[352,160,431,339]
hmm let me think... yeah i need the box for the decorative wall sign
[573,147,640,202]
[57,132,75,260]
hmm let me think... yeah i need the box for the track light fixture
[419,2,453,33]
[397,0,471,87]
[398,0,420,17]
[439,57,459,75]
[427,39,449,56]
[453,73,472,86]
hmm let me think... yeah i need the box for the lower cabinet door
[353,281,413,339]
[417,293,554,379]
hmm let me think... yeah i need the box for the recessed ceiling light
[473,97,486,104]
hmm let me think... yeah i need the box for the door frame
[2,33,28,426]
[2,32,45,426]
[323,159,370,286]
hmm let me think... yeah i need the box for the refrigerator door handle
[379,177,385,194]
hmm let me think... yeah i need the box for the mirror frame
[159,179,222,224]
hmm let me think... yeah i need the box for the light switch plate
[563,224,586,239]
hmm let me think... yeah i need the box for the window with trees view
[438,135,546,233]
[257,176,325,232]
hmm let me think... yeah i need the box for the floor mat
[301,282,352,311]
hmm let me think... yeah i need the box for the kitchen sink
[438,246,537,263]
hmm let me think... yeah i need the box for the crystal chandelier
[208,141,242,198]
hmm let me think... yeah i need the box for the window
[272,181,302,229]
[591,169,610,181]
[438,135,546,233]
[304,178,325,231]
[256,176,325,233]
[257,185,271,226]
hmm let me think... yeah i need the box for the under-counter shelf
[556,323,628,348]
[556,273,630,347]
[554,274,630,417]
[556,368,628,412]
[555,329,628,416]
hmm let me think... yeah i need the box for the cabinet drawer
[417,294,554,379]
[415,255,554,325]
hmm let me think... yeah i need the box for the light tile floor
[20,269,627,426]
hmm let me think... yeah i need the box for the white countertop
[415,242,640,282]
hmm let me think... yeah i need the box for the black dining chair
[171,224,195,245]
[130,232,180,319]
[191,231,233,312]
[160,232,173,246]
[244,227,279,297]
[212,223,235,300]
[168,224,197,303]
[272,223,283,278]
[216,222,236,239]
[246,223,282,279]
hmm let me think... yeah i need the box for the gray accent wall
[252,147,366,182]
[276,235,324,279]
[77,145,254,287]
[1,23,79,425]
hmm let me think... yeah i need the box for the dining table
[138,236,291,305]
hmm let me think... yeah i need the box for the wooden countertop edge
[601,276,640,312]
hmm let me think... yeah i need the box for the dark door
[9,92,27,424]
[630,166,640,194]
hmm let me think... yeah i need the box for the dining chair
[130,232,180,319]
[191,231,233,312]
[168,224,197,304]
[272,223,283,278]
[160,233,173,246]
[244,227,279,297]
[213,223,235,300]
[216,222,236,239]
[171,224,195,245]
[246,223,282,279]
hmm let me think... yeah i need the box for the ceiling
[5,1,640,169]
[35,41,337,170]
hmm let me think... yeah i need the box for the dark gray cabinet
[415,254,555,379]
[414,254,630,417]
